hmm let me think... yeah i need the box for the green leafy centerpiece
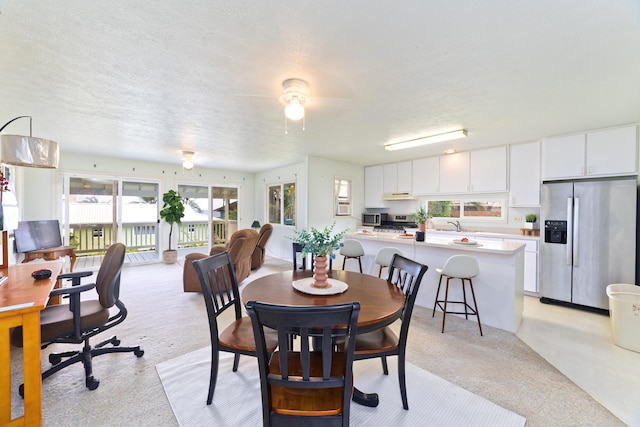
[289,223,348,288]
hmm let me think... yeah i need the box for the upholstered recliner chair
[251,224,273,270]
[183,228,260,292]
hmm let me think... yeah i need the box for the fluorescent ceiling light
[385,129,468,151]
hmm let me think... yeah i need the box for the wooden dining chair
[336,254,427,410]
[192,252,278,405]
[246,300,360,427]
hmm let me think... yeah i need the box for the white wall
[17,151,255,253]
[254,156,365,261]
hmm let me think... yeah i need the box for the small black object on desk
[32,269,52,280]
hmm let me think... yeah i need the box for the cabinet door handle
[580,166,585,175]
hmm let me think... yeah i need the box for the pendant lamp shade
[0,116,59,169]
[0,134,59,168]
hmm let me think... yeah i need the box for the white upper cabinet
[586,125,637,176]
[364,165,384,207]
[382,163,398,194]
[412,157,439,195]
[469,146,508,192]
[383,161,412,194]
[439,152,470,193]
[510,141,540,206]
[542,125,637,180]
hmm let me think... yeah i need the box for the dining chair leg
[232,353,240,372]
[380,355,389,375]
[207,348,219,405]
[398,349,408,410]
[357,257,363,273]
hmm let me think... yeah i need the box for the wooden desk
[22,246,76,272]
[0,260,64,426]
[242,270,405,407]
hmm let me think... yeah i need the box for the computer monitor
[14,220,63,253]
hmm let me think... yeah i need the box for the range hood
[382,192,416,201]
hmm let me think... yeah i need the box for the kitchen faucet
[447,220,462,232]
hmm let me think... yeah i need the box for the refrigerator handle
[573,197,579,266]
[567,197,573,266]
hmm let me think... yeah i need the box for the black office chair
[246,300,360,427]
[336,254,427,410]
[11,243,144,394]
[192,251,278,405]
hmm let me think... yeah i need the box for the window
[334,177,352,216]
[428,198,505,221]
[268,182,296,226]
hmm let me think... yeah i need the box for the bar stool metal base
[433,275,483,336]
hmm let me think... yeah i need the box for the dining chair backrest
[387,254,428,344]
[292,242,333,271]
[246,301,360,427]
[192,252,242,338]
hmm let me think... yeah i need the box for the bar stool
[432,255,483,336]
[339,240,364,273]
[373,247,403,277]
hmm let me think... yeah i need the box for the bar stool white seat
[373,247,403,277]
[339,239,365,272]
[432,254,483,336]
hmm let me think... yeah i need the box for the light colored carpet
[156,347,526,427]
[8,257,624,426]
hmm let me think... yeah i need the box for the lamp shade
[0,134,59,168]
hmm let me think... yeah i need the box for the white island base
[345,233,525,333]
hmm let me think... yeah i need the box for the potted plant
[159,189,185,264]
[289,222,348,288]
[524,213,538,229]
[412,205,429,232]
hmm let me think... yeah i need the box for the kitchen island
[344,232,525,333]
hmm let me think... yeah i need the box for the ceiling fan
[235,77,351,133]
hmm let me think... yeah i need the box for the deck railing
[69,221,229,254]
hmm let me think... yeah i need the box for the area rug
[156,347,526,427]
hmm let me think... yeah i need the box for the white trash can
[606,284,640,353]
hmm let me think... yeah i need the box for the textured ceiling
[1,1,639,172]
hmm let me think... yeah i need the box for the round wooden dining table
[242,269,406,407]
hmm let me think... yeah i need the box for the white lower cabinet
[506,238,538,294]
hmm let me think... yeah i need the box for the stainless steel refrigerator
[540,178,637,311]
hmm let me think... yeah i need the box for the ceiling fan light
[285,101,305,121]
[182,150,194,170]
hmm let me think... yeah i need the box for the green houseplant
[159,189,185,263]
[412,205,430,231]
[289,223,348,288]
[524,213,537,229]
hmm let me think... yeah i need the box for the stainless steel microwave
[362,213,382,226]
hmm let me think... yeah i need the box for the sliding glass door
[63,175,160,265]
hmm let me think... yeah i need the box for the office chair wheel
[86,377,100,390]
[49,354,62,365]
[18,384,24,398]
[134,348,144,357]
